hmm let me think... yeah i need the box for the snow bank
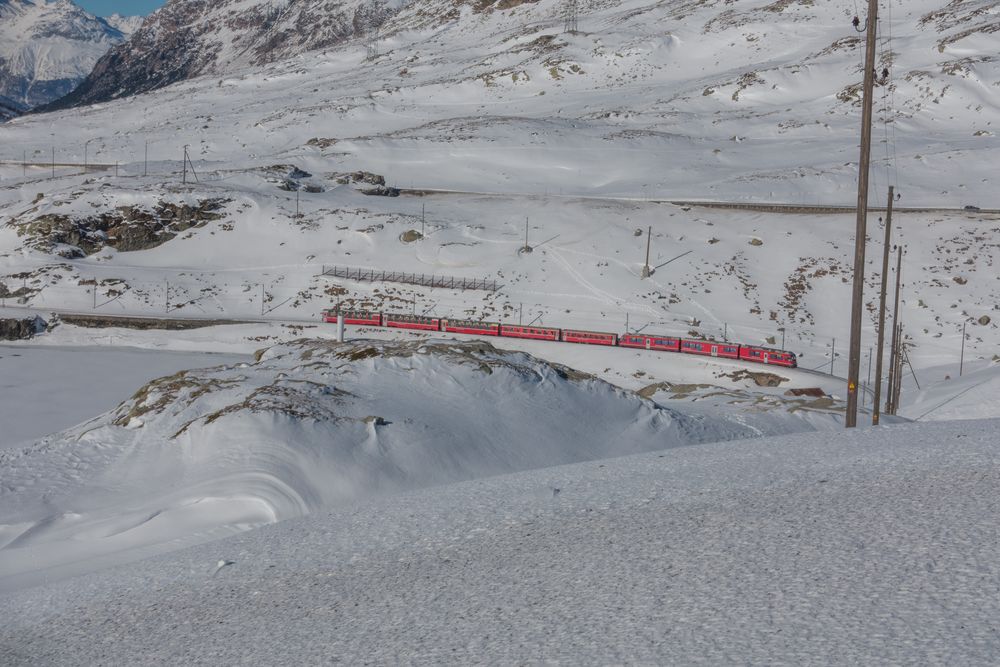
[0,337,811,589]
[2,418,999,664]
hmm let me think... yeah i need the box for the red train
[321,310,796,368]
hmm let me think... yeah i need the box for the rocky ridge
[43,0,398,110]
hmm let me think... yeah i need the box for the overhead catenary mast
[871,186,896,425]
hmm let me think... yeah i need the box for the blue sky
[76,0,166,17]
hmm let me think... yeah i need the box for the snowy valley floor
[2,418,999,665]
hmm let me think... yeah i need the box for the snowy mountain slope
[0,337,839,589]
[0,93,23,120]
[0,170,995,387]
[0,0,135,109]
[44,0,401,110]
[0,1,995,405]
[2,0,995,204]
[103,12,144,35]
[898,357,1000,421]
[3,418,999,663]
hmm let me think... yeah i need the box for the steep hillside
[44,0,399,109]
[0,93,22,120]
[0,0,136,109]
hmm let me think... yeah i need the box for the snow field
[3,417,1000,664]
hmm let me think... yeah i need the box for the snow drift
[3,416,1000,663]
[0,337,787,589]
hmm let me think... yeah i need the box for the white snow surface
[2,417,999,664]
[0,2,997,648]
[900,357,1000,421]
[0,344,247,449]
[0,337,855,591]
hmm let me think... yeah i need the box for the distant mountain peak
[42,0,401,110]
[0,0,135,109]
[105,12,145,35]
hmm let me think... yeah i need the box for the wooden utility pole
[144,140,148,177]
[845,0,881,427]
[872,186,895,425]
[886,245,903,414]
[523,217,532,253]
[641,226,652,278]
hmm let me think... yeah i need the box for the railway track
[2,304,855,398]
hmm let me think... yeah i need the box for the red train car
[739,346,798,368]
[562,329,618,346]
[322,309,382,326]
[680,339,740,359]
[499,325,561,341]
[442,319,500,336]
[619,334,681,352]
[383,313,441,331]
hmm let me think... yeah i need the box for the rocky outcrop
[41,0,397,110]
[14,199,229,257]
[0,316,45,340]
[0,95,21,121]
[361,185,401,197]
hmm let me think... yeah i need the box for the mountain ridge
[40,0,400,111]
[0,0,138,109]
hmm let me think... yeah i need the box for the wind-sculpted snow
[2,418,1000,663]
[0,337,798,590]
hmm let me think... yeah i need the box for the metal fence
[320,265,499,292]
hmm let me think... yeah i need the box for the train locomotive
[322,310,797,368]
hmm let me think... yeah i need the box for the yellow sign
[848,382,856,392]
